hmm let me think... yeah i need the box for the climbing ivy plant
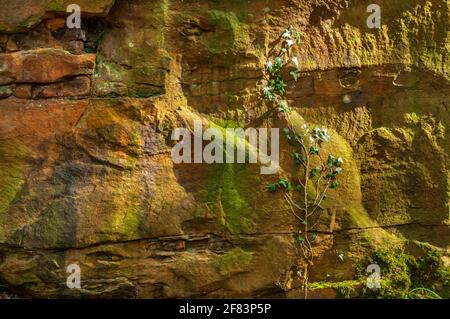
[260,26,344,299]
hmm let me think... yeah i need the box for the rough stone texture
[0,0,448,298]
[46,0,116,15]
[0,0,50,33]
[0,49,95,84]
[0,0,115,32]
[32,76,91,98]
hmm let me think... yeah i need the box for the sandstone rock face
[0,0,49,33]
[0,0,448,298]
[0,49,95,84]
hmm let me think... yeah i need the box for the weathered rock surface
[0,49,95,84]
[0,0,448,298]
[0,0,116,32]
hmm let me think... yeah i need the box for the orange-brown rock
[44,18,66,31]
[0,48,95,84]
[46,0,116,16]
[14,84,32,98]
[0,0,116,33]
[32,76,91,98]
[0,0,48,32]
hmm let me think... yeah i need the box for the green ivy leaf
[335,157,343,167]
[293,152,303,165]
[327,169,333,178]
[309,146,320,155]
[278,179,291,191]
[277,100,291,113]
[295,185,302,192]
[275,57,283,68]
[275,79,286,95]
[268,183,277,192]
[294,234,305,245]
[330,181,339,189]
[312,127,330,143]
[327,154,335,168]
[310,166,321,178]
[290,70,298,81]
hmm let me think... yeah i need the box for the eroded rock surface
[0,0,448,298]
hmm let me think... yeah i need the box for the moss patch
[94,168,143,242]
[26,198,78,248]
[0,140,29,216]
[212,248,253,275]
[309,280,360,298]
[355,247,449,298]
[47,0,115,14]
[206,10,250,57]
[205,163,253,234]
[310,245,449,299]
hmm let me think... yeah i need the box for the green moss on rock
[309,280,360,298]
[0,140,29,216]
[46,0,115,15]
[212,248,253,275]
[26,198,78,248]
[356,246,449,298]
[96,168,143,241]
[206,163,253,234]
[206,10,250,56]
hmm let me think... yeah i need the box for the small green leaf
[290,70,298,81]
[335,157,343,167]
[277,100,291,113]
[334,167,342,175]
[327,169,333,178]
[294,234,305,245]
[309,146,320,155]
[309,232,318,242]
[275,57,283,68]
[293,152,303,165]
[312,127,330,143]
[310,166,321,178]
[278,179,291,190]
[268,183,277,192]
[327,154,335,168]
[295,185,302,192]
[283,128,291,141]
[330,181,339,189]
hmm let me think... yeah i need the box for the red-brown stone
[0,48,95,84]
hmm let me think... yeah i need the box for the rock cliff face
[0,0,448,298]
